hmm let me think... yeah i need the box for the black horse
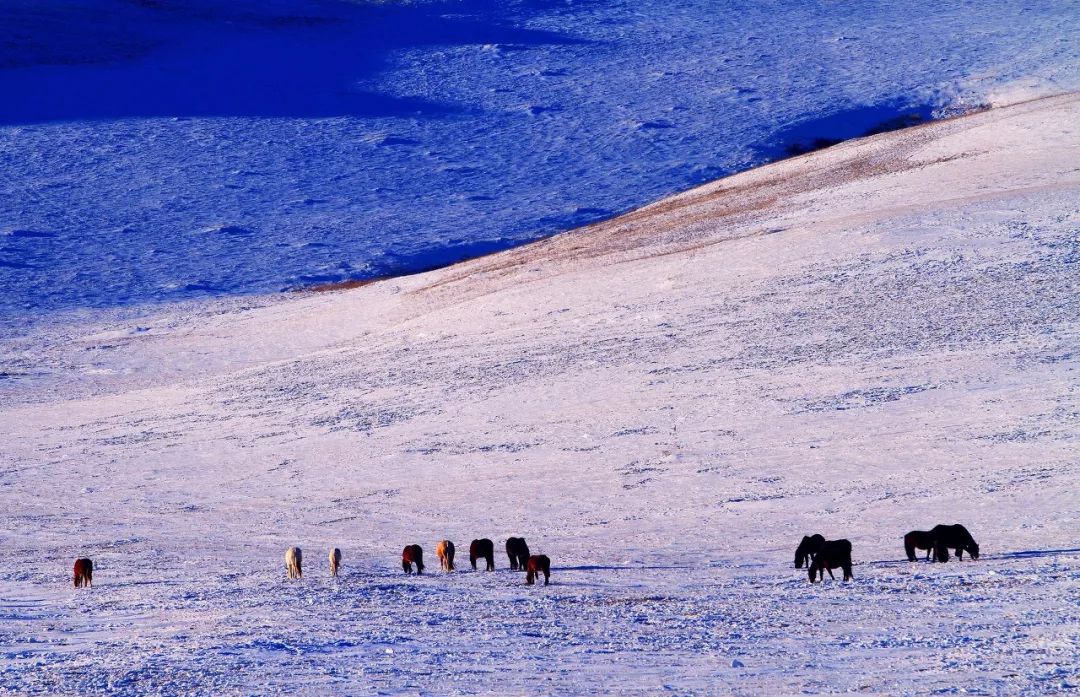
[808,539,853,582]
[904,530,937,561]
[930,524,979,562]
[506,537,530,571]
[470,538,495,571]
[794,534,826,568]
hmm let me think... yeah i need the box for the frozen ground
[1,93,1077,694]
[2,0,1079,324]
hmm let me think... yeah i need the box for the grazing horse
[470,538,495,571]
[436,540,455,572]
[808,539,853,582]
[506,537,530,571]
[525,555,551,586]
[930,524,979,562]
[329,548,342,577]
[73,558,93,588]
[285,547,303,580]
[402,544,425,574]
[794,534,826,568]
[904,531,937,562]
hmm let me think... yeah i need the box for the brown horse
[470,538,494,571]
[436,540,455,572]
[808,539,853,582]
[506,537,530,571]
[525,555,551,585]
[904,530,937,562]
[402,544,425,574]
[73,558,93,588]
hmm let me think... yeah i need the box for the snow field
[0,92,1078,694]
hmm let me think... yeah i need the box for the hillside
[3,0,1077,322]
[1,93,1078,694]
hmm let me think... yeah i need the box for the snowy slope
[2,0,1078,325]
[1,93,1077,694]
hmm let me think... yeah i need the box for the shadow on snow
[0,0,589,124]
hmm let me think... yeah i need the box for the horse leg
[826,567,835,580]
[543,570,549,586]
[956,548,963,561]
[843,564,852,581]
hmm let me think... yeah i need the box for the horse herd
[795,523,980,583]
[69,524,981,588]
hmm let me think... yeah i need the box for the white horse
[285,546,303,579]
[329,547,341,577]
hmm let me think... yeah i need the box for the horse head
[807,557,820,582]
[795,536,811,568]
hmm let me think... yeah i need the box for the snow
[2,0,1079,326]
[1,88,1078,693]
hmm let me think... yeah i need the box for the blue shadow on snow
[0,0,589,124]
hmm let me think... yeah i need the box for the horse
[794,534,826,568]
[903,530,937,561]
[285,547,303,580]
[930,524,979,562]
[506,537,530,571]
[525,555,551,586]
[402,544,425,574]
[73,558,93,588]
[470,538,495,571]
[329,548,341,577]
[808,539,853,582]
[436,540,455,572]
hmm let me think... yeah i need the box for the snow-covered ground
[2,0,1078,325]
[1,92,1077,694]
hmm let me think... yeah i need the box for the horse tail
[904,533,917,562]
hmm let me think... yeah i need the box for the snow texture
[1,0,1079,326]
[1,91,1078,694]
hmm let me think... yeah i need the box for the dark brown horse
[470,538,494,571]
[794,534,826,568]
[506,537,530,571]
[402,544,425,574]
[930,524,979,562]
[904,530,937,561]
[73,558,93,588]
[525,555,550,585]
[808,539,853,582]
